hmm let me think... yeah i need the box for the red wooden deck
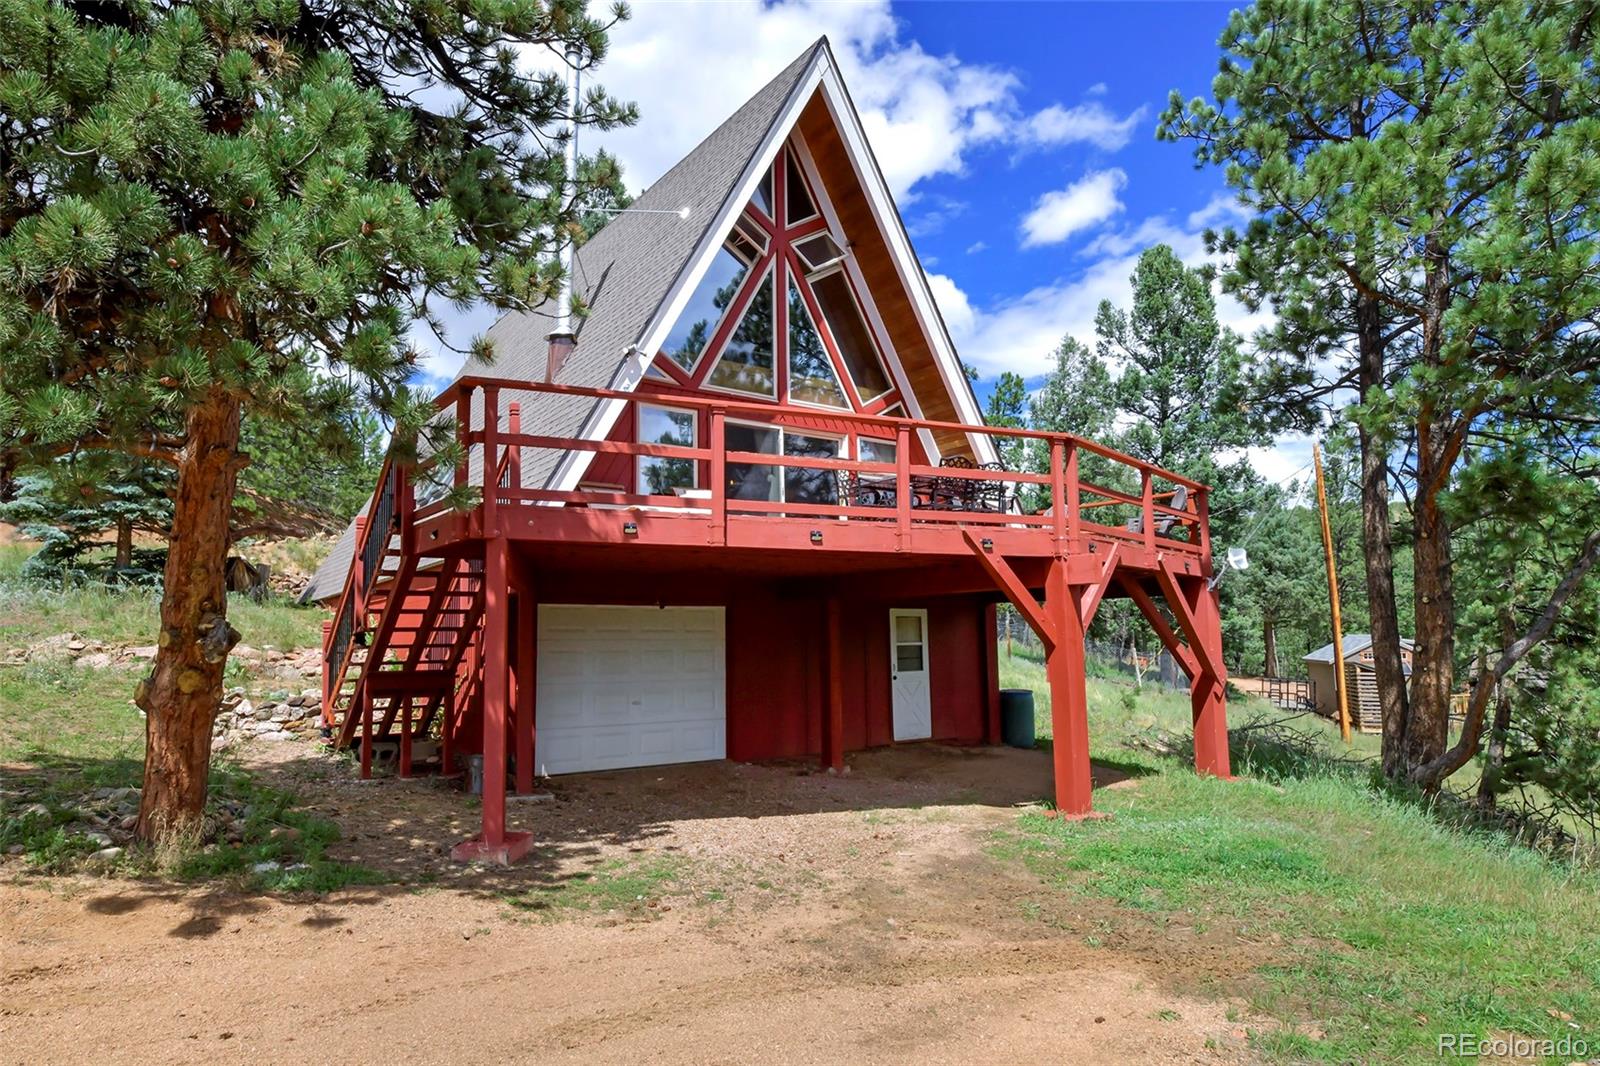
[321,377,1229,863]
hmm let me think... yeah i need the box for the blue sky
[422,1,1309,483]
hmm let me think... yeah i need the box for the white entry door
[889,608,932,741]
[536,605,726,775]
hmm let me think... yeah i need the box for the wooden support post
[981,602,1001,745]
[398,696,412,779]
[709,407,726,546]
[514,587,536,794]
[1049,440,1067,549]
[451,537,532,864]
[1141,470,1155,552]
[1189,578,1232,779]
[1063,442,1080,548]
[320,620,332,727]
[482,385,500,538]
[1045,558,1094,817]
[895,423,911,548]
[507,402,523,492]
[824,596,845,772]
[359,687,373,780]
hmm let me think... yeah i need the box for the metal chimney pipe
[546,43,580,381]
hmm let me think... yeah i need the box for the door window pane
[896,644,925,672]
[787,280,847,408]
[894,614,923,643]
[783,432,839,505]
[706,270,775,397]
[637,406,697,495]
[811,271,892,400]
[661,244,750,371]
[785,152,817,224]
[725,423,780,502]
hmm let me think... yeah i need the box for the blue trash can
[1000,689,1036,749]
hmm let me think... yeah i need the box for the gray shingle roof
[303,39,827,603]
[1304,634,1415,663]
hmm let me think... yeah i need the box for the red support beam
[981,602,1001,745]
[1120,575,1201,680]
[824,596,845,772]
[1155,556,1225,686]
[1044,558,1094,817]
[513,586,536,794]
[962,530,1055,648]
[1077,544,1121,630]
[451,538,532,864]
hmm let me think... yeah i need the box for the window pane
[859,437,896,465]
[896,644,924,672]
[783,432,839,505]
[732,214,768,260]
[894,614,923,643]
[752,168,773,218]
[661,244,749,371]
[785,152,817,224]
[787,281,847,408]
[795,233,845,272]
[637,406,696,495]
[812,271,892,400]
[706,271,775,397]
[725,423,779,502]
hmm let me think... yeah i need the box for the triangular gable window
[785,153,817,225]
[752,168,774,219]
[660,140,906,416]
[661,242,752,372]
[787,279,846,408]
[705,266,775,397]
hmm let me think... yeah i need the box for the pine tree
[0,0,634,839]
[983,371,1027,471]
[0,456,172,578]
[1161,0,1600,788]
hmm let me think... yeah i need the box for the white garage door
[536,605,726,775]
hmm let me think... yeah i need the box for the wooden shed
[1303,635,1414,733]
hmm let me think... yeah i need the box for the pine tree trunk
[1406,479,1455,780]
[1263,615,1277,678]
[115,517,133,569]
[1354,292,1411,780]
[1476,682,1513,812]
[135,389,242,841]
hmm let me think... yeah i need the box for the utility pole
[1313,443,1352,743]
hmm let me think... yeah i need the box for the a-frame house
[307,38,1230,862]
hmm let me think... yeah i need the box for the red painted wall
[477,563,995,764]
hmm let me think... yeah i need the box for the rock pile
[4,786,268,861]
[211,688,324,751]
[4,634,321,686]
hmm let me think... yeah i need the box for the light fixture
[980,537,994,552]
[623,521,638,536]
[810,529,823,544]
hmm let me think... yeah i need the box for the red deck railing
[409,376,1209,558]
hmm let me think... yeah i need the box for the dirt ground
[2,743,1270,1064]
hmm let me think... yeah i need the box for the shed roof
[1303,635,1415,664]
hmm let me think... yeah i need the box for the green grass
[1,544,377,893]
[0,543,323,653]
[992,644,1600,1063]
[503,856,687,918]
[2,757,386,892]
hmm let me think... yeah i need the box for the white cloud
[1023,101,1147,152]
[1186,192,1249,231]
[965,240,987,255]
[574,3,1144,203]
[1019,168,1127,248]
